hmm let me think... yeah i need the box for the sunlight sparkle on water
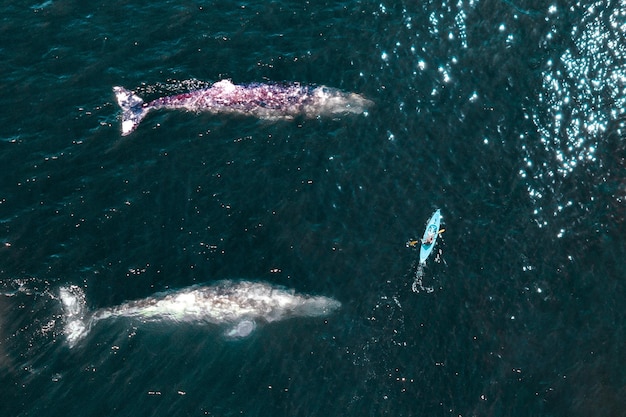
[522,3,626,224]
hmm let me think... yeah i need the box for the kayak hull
[419,209,441,264]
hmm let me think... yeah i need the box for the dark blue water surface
[1,0,626,416]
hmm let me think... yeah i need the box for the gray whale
[114,79,373,135]
[60,280,341,348]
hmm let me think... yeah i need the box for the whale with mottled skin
[113,79,373,136]
[59,280,341,348]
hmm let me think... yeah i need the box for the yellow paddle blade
[438,228,445,234]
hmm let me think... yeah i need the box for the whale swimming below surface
[113,79,373,135]
[59,280,341,348]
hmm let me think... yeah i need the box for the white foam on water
[59,286,89,348]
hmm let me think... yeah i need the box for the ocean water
[1,0,625,416]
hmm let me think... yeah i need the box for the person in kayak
[422,231,435,245]
[407,228,444,247]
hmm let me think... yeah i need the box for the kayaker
[423,232,435,245]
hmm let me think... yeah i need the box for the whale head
[291,295,342,318]
[310,86,373,116]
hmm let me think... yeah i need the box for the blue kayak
[419,209,441,264]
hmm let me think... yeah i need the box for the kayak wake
[411,264,434,294]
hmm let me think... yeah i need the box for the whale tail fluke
[113,86,149,136]
[59,285,90,348]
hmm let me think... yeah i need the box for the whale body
[113,79,373,135]
[60,280,341,347]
